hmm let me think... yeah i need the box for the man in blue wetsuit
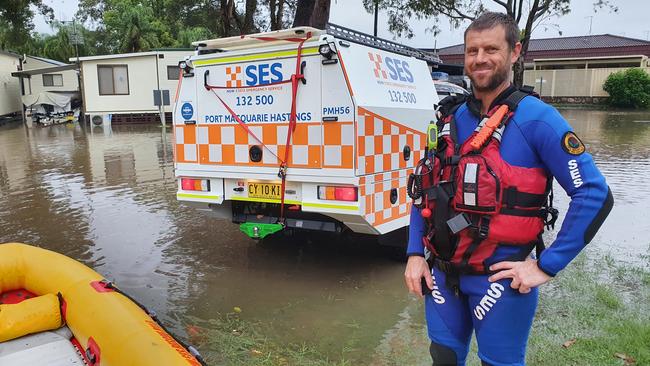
[404,12,613,366]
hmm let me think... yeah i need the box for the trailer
[173,24,440,242]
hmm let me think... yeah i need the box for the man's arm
[404,206,433,297]
[407,206,425,256]
[522,109,613,276]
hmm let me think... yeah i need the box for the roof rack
[326,23,441,64]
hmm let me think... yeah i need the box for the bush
[603,68,650,109]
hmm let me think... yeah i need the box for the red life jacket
[408,90,557,278]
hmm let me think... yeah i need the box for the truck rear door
[191,50,323,172]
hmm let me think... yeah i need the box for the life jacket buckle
[542,206,559,230]
[433,257,454,274]
[444,155,460,166]
[478,216,490,239]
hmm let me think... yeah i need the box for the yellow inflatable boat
[0,243,205,366]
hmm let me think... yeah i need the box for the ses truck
[173,24,441,242]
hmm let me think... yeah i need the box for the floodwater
[0,109,648,364]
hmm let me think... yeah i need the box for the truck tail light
[317,186,358,202]
[181,178,210,192]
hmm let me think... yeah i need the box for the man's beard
[468,63,510,93]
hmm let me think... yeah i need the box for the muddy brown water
[0,109,648,364]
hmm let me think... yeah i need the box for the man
[404,12,613,366]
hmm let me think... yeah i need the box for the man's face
[464,25,521,93]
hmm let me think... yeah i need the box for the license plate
[248,183,282,200]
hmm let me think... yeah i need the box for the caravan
[173,24,440,242]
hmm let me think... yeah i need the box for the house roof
[26,55,67,66]
[11,64,78,77]
[434,34,650,55]
[71,49,193,62]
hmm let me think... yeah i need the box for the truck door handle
[203,69,210,90]
[300,61,307,85]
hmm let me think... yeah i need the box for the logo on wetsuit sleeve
[430,270,446,304]
[562,131,585,155]
[568,159,583,188]
[473,282,504,320]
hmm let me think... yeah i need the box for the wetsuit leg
[425,267,473,365]
[462,274,538,366]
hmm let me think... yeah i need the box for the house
[0,50,23,117]
[72,49,193,124]
[524,55,649,102]
[426,34,650,102]
[19,55,79,95]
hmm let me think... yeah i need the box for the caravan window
[43,74,63,87]
[167,65,180,80]
[98,65,129,95]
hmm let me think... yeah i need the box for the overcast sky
[35,0,650,48]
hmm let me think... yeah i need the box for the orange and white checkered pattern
[174,122,354,169]
[359,170,413,227]
[356,107,425,176]
[368,52,388,79]
[226,66,242,88]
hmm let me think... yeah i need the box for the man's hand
[488,258,551,294]
[404,256,433,298]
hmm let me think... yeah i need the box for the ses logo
[368,52,414,83]
[181,103,193,120]
[226,63,283,87]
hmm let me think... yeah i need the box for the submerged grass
[526,252,650,366]
[187,312,351,366]
[191,250,649,365]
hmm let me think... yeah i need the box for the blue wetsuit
[407,87,613,366]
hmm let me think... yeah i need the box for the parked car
[431,71,449,81]
[448,75,471,89]
[434,80,470,98]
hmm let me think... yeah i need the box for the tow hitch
[239,222,284,239]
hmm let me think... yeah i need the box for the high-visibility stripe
[302,202,358,211]
[193,47,319,67]
[228,196,358,211]
[463,163,478,206]
[230,196,302,205]
[177,193,221,201]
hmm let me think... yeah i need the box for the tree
[264,0,285,31]
[603,68,650,109]
[293,0,330,29]
[103,1,170,52]
[364,0,617,87]
[0,0,53,52]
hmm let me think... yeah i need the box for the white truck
[173,24,440,242]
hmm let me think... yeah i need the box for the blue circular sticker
[181,103,194,120]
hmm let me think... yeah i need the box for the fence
[523,67,650,98]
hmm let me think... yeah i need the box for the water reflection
[0,108,648,364]
[553,108,650,264]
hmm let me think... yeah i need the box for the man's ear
[511,42,522,63]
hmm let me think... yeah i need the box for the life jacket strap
[502,187,548,208]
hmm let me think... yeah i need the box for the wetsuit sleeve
[407,206,425,256]
[521,109,613,276]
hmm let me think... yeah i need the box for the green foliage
[103,1,169,52]
[173,27,213,48]
[0,0,53,52]
[3,0,313,61]
[603,68,650,109]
